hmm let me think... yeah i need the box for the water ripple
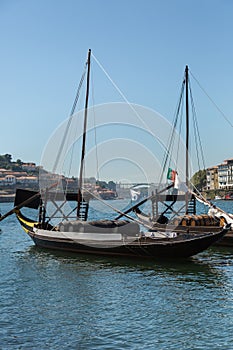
[1,203,233,348]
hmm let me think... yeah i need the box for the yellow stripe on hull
[15,209,39,234]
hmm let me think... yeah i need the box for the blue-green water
[1,201,233,349]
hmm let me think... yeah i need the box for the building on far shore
[218,159,233,190]
[206,166,219,190]
[21,162,37,172]
[0,169,38,191]
[206,158,233,191]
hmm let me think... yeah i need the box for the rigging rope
[91,53,158,143]
[158,78,185,185]
[81,186,167,232]
[91,68,100,182]
[52,64,87,174]
[189,70,233,128]
[188,80,206,171]
[189,181,233,221]
[159,69,209,188]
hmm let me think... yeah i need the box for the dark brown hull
[26,227,229,259]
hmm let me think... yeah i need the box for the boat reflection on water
[24,243,230,285]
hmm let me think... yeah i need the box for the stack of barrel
[171,214,221,227]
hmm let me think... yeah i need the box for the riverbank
[0,193,15,202]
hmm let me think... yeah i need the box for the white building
[0,175,16,186]
[16,176,38,185]
[218,159,233,189]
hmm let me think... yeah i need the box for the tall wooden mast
[77,49,91,218]
[185,65,189,213]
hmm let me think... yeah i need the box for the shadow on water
[19,244,233,284]
[201,245,233,265]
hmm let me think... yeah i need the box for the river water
[1,201,233,349]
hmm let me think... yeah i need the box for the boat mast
[77,49,91,218]
[185,65,189,213]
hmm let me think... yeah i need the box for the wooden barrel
[180,215,192,226]
[189,215,200,226]
[201,214,212,226]
[196,215,205,226]
[172,218,180,226]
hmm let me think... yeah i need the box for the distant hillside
[0,154,38,174]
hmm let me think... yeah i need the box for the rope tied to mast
[52,63,88,174]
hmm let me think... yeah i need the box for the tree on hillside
[191,169,206,191]
[96,180,107,189]
[0,154,13,168]
[0,154,25,171]
[108,181,116,191]
[4,154,12,162]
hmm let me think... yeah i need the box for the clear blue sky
[1,0,233,180]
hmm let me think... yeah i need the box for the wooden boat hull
[27,228,228,259]
[16,210,229,259]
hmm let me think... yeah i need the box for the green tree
[96,180,107,189]
[4,154,12,163]
[108,181,116,191]
[191,169,206,191]
[0,154,12,168]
